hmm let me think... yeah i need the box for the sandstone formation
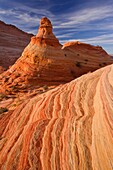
[0,66,5,74]
[0,20,33,68]
[0,64,113,170]
[0,17,113,95]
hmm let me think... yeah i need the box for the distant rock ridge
[0,18,113,170]
[0,20,33,36]
[0,17,113,94]
[0,20,33,68]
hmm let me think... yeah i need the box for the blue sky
[0,0,113,54]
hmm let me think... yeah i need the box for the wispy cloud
[77,33,113,45]
[60,6,113,27]
[1,3,113,32]
[0,1,113,53]
[0,8,40,29]
[53,4,113,48]
[0,2,54,33]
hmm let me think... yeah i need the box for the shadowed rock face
[0,20,33,68]
[0,17,113,94]
[0,66,5,74]
[0,64,113,170]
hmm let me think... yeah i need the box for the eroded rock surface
[0,20,33,68]
[0,66,5,74]
[0,64,113,170]
[0,17,112,95]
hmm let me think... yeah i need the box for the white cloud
[1,2,113,53]
[77,33,113,45]
[0,1,54,32]
[1,4,113,33]
[52,5,113,30]
[62,6,113,26]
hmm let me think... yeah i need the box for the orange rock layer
[0,64,113,170]
[0,17,113,94]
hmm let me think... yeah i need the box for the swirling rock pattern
[0,64,113,170]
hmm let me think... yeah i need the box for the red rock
[0,17,112,94]
[0,64,113,169]
[35,17,61,47]
[0,20,33,68]
[0,66,5,74]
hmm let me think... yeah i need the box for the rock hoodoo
[0,17,112,94]
[0,17,113,170]
[32,17,61,47]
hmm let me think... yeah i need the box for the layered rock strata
[0,17,112,94]
[0,64,113,170]
[0,20,33,68]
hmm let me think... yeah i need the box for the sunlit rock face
[0,17,112,95]
[0,20,33,68]
[36,17,61,47]
[0,64,113,170]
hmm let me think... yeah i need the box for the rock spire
[34,17,61,47]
